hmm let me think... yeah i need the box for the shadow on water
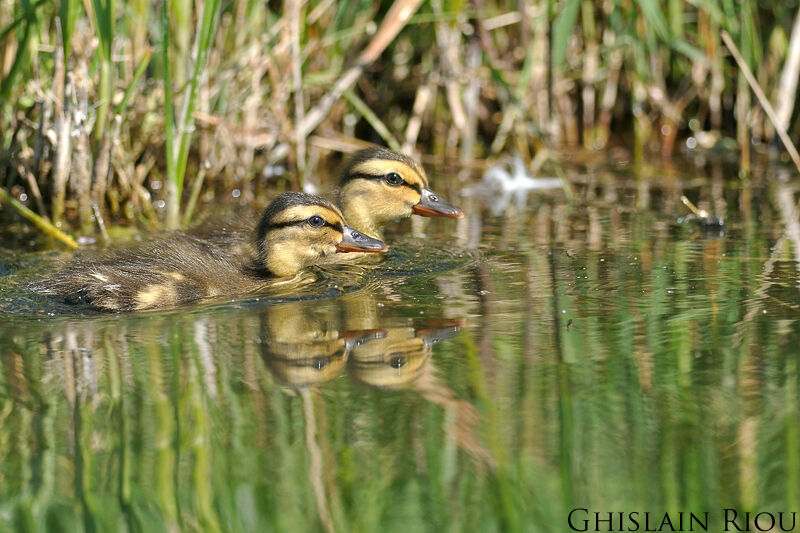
[2,157,800,531]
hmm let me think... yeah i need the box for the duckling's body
[33,192,386,311]
[37,234,260,311]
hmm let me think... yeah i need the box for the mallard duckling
[32,192,387,312]
[337,146,464,239]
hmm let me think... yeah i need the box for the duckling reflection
[258,300,386,387]
[334,296,491,464]
[257,299,464,389]
[348,319,464,388]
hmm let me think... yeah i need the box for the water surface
[1,158,799,532]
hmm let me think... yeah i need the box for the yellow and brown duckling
[32,192,387,311]
[337,146,464,240]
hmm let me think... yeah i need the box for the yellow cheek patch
[317,226,339,241]
[396,187,421,204]
[266,225,339,245]
[265,236,332,276]
[340,179,421,231]
[345,180,419,207]
[301,228,339,256]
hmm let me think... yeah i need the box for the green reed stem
[162,1,177,229]
[550,160,576,204]
[174,0,220,188]
[161,0,176,222]
[343,89,402,152]
[59,0,80,66]
[0,0,45,42]
[95,56,112,138]
[551,0,580,71]
[181,167,206,228]
[114,47,152,117]
[163,0,221,229]
[87,0,115,142]
[0,0,37,103]
[0,187,78,248]
[171,0,191,86]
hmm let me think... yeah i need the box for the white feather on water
[462,156,562,215]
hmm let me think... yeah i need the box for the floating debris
[678,195,725,233]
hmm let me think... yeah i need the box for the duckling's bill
[339,328,388,351]
[336,225,389,253]
[412,187,464,219]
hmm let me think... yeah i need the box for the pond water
[1,156,799,532]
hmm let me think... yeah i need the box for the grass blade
[551,0,581,70]
[165,0,221,229]
[0,187,79,248]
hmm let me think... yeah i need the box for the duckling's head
[339,146,463,238]
[255,192,387,277]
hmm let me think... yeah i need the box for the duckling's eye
[308,215,325,228]
[385,172,403,186]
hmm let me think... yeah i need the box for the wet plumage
[31,192,386,311]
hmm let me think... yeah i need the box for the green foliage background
[1,0,799,228]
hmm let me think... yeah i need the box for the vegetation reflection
[1,160,800,531]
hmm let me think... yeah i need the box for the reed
[162,0,222,228]
[1,1,800,237]
[0,186,78,248]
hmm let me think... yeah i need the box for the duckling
[336,146,464,240]
[32,192,387,312]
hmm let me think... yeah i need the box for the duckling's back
[32,234,263,311]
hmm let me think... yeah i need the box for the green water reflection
[2,161,800,532]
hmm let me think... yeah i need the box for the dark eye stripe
[264,220,343,232]
[348,172,422,194]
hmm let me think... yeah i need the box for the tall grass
[1,0,800,237]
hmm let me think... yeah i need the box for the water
[1,158,799,532]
